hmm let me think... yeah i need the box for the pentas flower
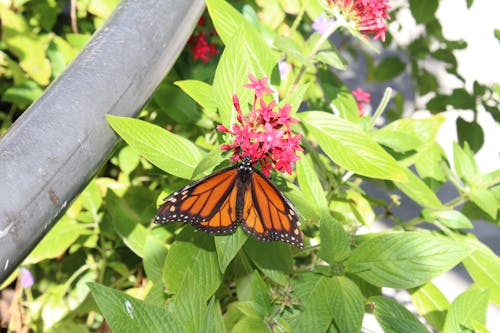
[19,267,34,288]
[312,13,336,34]
[352,87,371,116]
[189,32,218,63]
[217,74,303,176]
[326,0,390,41]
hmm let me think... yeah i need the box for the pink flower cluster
[189,32,218,63]
[328,0,390,41]
[217,74,303,176]
[352,87,371,116]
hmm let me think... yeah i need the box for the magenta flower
[312,13,336,34]
[19,267,34,288]
[217,74,303,176]
[189,32,218,63]
[327,0,390,41]
[352,87,371,116]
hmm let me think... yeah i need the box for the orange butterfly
[154,156,303,248]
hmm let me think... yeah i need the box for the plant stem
[369,87,392,128]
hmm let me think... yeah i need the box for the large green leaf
[345,232,471,288]
[319,215,351,264]
[215,228,248,272]
[409,0,438,24]
[0,7,51,85]
[299,111,407,181]
[422,209,473,229]
[106,115,202,179]
[410,282,449,331]
[88,282,184,333]
[163,228,222,300]
[25,216,90,264]
[296,154,328,211]
[213,25,276,127]
[106,189,149,257]
[462,237,500,305]
[330,276,365,333]
[291,273,334,333]
[206,0,246,45]
[373,116,444,166]
[394,168,445,209]
[174,80,218,116]
[443,288,489,333]
[453,142,479,182]
[244,239,292,285]
[415,142,447,190]
[370,296,429,333]
[143,235,168,283]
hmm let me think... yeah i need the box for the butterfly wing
[241,170,303,248]
[154,166,240,235]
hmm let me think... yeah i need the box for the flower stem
[369,87,392,128]
[288,21,341,95]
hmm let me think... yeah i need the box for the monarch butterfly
[154,156,303,248]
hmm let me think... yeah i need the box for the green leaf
[175,80,218,116]
[170,276,206,333]
[244,239,292,285]
[163,228,222,300]
[300,111,407,182]
[467,188,498,220]
[88,0,119,18]
[410,282,449,331]
[291,274,334,333]
[249,271,272,316]
[215,228,248,272]
[205,297,227,333]
[296,154,328,210]
[152,83,200,124]
[443,288,489,333]
[370,296,429,333]
[373,56,406,82]
[453,141,479,182]
[213,26,276,127]
[409,0,438,24]
[456,117,484,153]
[206,0,246,45]
[88,282,184,333]
[422,209,473,229]
[307,34,347,70]
[191,148,224,178]
[106,115,202,179]
[25,216,89,264]
[143,235,168,283]
[280,82,309,116]
[319,216,351,264]
[117,145,141,174]
[330,276,365,333]
[274,35,311,66]
[415,142,447,190]
[462,238,500,306]
[0,7,51,85]
[374,115,445,166]
[317,68,359,122]
[232,317,270,333]
[394,168,445,209]
[345,232,471,288]
[106,189,149,257]
[2,81,44,105]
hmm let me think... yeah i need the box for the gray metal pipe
[0,0,205,283]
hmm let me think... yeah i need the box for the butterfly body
[155,156,303,248]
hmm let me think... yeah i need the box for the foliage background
[0,0,499,332]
